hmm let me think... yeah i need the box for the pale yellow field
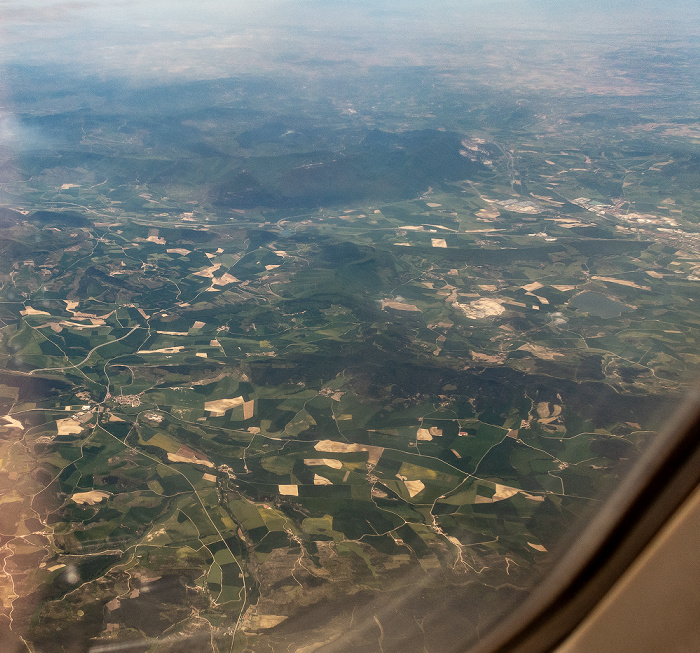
[591,276,650,291]
[204,396,244,416]
[138,346,184,354]
[404,480,425,498]
[305,458,343,469]
[315,440,383,465]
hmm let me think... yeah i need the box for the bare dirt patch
[167,445,214,467]
[20,306,51,316]
[471,351,505,363]
[517,344,564,360]
[72,490,111,505]
[1,415,23,430]
[56,418,84,435]
[381,299,420,312]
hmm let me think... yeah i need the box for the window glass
[0,2,698,651]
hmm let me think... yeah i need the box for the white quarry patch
[453,298,505,318]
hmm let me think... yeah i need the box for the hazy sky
[1,0,699,81]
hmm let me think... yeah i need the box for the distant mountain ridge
[212,128,488,209]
